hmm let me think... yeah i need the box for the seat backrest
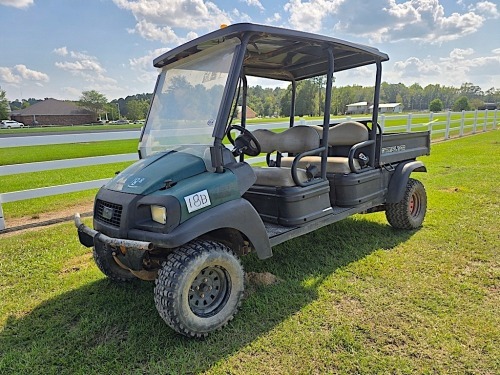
[328,121,368,146]
[252,125,320,154]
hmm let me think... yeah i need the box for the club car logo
[382,144,406,154]
[102,206,114,220]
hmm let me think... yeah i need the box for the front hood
[105,151,207,195]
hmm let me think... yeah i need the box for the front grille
[95,200,123,227]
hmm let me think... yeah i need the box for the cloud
[0,0,34,8]
[0,67,22,84]
[129,47,170,83]
[469,1,499,19]
[284,0,344,33]
[0,65,48,85]
[14,64,50,82]
[389,48,500,86]
[113,0,230,44]
[53,46,68,56]
[265,12,282,24]
[242,0,264,11]
[54,47,116,85]
[284,0,489,43]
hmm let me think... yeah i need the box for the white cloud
[14,64,50,82]
[285,0,344,32]
[265,12,282,24]
[389,48,500,86]
[469,1,499,19]
[284,0,489,44]
[0,67,22,84]
[242,0,264,11]
[232,8,252,23]
[54,47,116,86]
[53,46,68,56]
[0,65,48,85]
[129,47,170,83]
[113,0,230,44]
[0,0,33,8]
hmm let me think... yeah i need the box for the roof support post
[320,48,335,180]
[370,59,383,167]
[289,80,297,128]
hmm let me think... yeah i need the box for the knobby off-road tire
[386,178,427,229]
[154,240,245,338]
[93,240,137,282]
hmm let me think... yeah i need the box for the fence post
[460,110,465,137]
[494,109,498,130]
[406,113,412,132]
[484,109,488,132]
[0,201,5,231]
[428,112,434,134]
[379,114,385,133]
[473,109,478,134]
[445,111,451,139]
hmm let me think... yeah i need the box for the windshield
[139,38,240,160]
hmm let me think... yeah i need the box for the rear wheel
[93,240,137,282]
[386,178,427,229]
[154,240,245,338]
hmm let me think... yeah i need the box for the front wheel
[93,240,137,282]
[154,240,245,338]
[386,178,427,229]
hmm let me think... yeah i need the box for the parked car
[0,120,24,129]
[111,119,129,124]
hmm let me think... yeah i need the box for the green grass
[0,123,142,135]
[0,131,498,374]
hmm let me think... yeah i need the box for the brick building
[11,98,96,126]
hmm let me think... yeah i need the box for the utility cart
[75,23,430,338]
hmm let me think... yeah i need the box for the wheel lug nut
[195,286,200,290]
[203,278,208,283]
[200,293,205,298]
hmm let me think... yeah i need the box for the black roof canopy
[154,23,389,81]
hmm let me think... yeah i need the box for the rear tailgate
[380,131,430,164]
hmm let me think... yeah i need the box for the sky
[0,0,499,102]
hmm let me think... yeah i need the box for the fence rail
[0,110,497,230]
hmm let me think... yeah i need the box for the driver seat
[251,126,320,187]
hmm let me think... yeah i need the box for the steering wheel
[226,125,261,157]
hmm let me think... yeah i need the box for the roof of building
[347,102,368,107]
[11,98,93,116]
[369,103,401,109]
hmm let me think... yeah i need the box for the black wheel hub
[189,266,230,317]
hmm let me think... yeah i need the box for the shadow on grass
[0,217,415,374]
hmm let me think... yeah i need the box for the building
[370,103,403,113]
[346,101,369,115]
[10,98,96,126]
[236,105,257,119]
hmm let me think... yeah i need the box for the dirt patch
[245,272,282,286]
[1,201,94,236]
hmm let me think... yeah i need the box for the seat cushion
[281,156,361,174]
[253,167,309,187]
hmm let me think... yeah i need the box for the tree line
[3,81,499,122]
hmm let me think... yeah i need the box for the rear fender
[386,161,427,203]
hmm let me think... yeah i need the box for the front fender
[386,160,427,203]
[128,198,273,259]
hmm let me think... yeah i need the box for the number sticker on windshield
[184,190,211,213]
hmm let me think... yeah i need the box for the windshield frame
[138,38,242,161]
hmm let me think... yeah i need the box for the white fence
[0,110,497,230]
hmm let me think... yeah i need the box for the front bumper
[74,213,153,251]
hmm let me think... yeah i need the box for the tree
[0,89,10,120]
[79,90,108,118]
[452,96,470,112]
[429,98,443,112]
[126,99,149,121]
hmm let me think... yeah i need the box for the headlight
[151,205,167,224]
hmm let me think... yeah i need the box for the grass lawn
[0,131,498,374]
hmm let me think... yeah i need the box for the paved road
[0,128,140,138]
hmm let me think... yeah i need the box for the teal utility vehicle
[75,23,430,338]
